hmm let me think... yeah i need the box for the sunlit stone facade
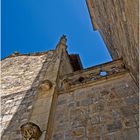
[1,35,138,140]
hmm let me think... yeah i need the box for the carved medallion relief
[20,122,42,140]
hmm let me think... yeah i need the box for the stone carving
[60,35,67,45]
[20,122,42,140]
[62,62,125,88]
[63,78,70,90]
[56,35,67,50]
[39,80,52,91]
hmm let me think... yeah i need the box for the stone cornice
[1,50,54,61]
[58,71,128,94]
[58,59,128,93]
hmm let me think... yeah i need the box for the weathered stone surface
[124,96,139,105]
[86,0,139,84]
[107,121,122,132]
[1,38,138,140]
[80,97,93,106]
[1,51,55,139]
[1,51,54,96]
[123,128,139,140]
[120,106,135,117]
[52,72,138,139]
[71,127,85,138]
[53,132,63,140]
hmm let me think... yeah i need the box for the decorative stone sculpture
[56,35,67,51]
[20,122,42,140]
[63,78,70,90]
[39,80,52,91]
[59,35,67,45]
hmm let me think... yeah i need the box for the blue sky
[2,0,112,68]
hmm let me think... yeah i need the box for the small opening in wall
[100,71,107,76]
[78,77,84,82]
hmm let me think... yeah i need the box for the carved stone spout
[39,80,52,91]
[20,122,42,140]
[63,78,70,90]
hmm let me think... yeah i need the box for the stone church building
[1,0,139,140]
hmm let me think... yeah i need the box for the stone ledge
[58,71,129,94]
[1,50,54,60]
[59,59,127,92]
[62,58,124,77]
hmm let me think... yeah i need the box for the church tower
[1,36,139,140]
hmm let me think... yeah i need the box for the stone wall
[86,0,139,84]
[1,36,75,140]
[1,51,55,139]
[1,36,139,140]
[1,51,54,96]
[52,62,139,140]
[1,90,36,139]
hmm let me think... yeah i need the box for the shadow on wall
[1,56,52,139]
